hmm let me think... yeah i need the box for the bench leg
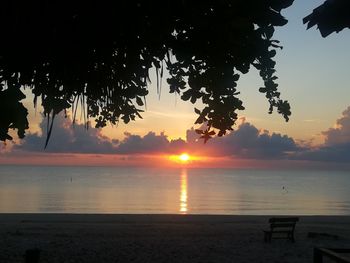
[264,232,271,243]
[289,232,295,243]
[313,248,323,263]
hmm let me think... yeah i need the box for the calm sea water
[0,165,349,215]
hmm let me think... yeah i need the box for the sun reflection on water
[180,169,188,214]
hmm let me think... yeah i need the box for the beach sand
[0,214,349,262]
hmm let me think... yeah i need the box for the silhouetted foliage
[304,0,350,37]
[0,1,296,143]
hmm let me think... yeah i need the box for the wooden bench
[263,217,299,242]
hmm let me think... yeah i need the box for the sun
[168,153,192,164]
[179,153,190,162]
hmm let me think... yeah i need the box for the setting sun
[168,153,195,164]
[179,153,190,162]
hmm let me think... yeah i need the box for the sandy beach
[0,214,349,262]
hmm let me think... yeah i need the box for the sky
[1,0,350,168]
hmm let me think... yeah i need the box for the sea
[0,165,349,215]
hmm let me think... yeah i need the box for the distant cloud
[186,121,298,159]
[14,114,186,155]
[14,113,298,160]
[15,114,118,153]
[294,144,350,163]
[9,106,350,165]
[323,107,350,146]
[295,106,350,162]
[115,131,186,154]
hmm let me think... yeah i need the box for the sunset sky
[1,0,350,168]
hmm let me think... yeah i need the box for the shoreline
[1,214,350,262]
[1,213,350,222]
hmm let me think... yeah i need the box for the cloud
[10,106,350,165]
[295,106,350,162]
[188,106,350,163]
[293,143,350,163]
[12,112,299,160]
[323,107,350,146]
[14,113,187,155]
[186,122,298,159]
[115,131,186,154]
[15,114,118,153]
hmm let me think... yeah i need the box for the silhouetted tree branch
[1,1,296,143]
[304,0,350,37]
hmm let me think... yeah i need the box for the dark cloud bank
[12,106,350,164]
[293,107,350,163]
[15,114,118,154]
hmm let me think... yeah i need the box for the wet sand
[0,214,349,262]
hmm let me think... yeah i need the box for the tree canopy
[0,0,346,145]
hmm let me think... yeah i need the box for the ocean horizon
[0,165,349,215]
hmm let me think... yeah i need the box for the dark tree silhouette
[304,0,350,37]
[0,1,296,144]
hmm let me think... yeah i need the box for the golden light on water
[180,169,188,214]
